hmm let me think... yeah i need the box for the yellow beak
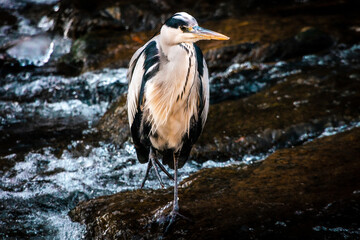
[191,26,230,41]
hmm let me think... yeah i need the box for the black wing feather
[130,40,160,163]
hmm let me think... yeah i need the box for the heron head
[160,12,229,45]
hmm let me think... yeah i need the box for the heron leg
[164,153,178,232]
[140,159,152,189]
[150,148,165,188]
[154,157,174,181]
[172,154,179,214]
[164,153,191,233]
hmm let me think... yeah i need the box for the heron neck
[159,37,188,61]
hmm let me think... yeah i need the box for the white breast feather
[144,43,199,150]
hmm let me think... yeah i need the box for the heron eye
[180,26,188,32]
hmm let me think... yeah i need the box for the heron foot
[164,210,192,234]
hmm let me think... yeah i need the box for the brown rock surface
[56,0,360,75]
[70,127,360,239]
[96,94,130,147]
[194,67,360,161]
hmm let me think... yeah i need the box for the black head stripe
[165,16,187,29]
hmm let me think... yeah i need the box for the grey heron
[127,12,229,227]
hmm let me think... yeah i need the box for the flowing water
[0,60,268,237]
[210,44,360,103]
[1,122,359,238]
[1,1,360,239]
[1,52,359,238]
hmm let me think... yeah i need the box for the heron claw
[164,210,192,234]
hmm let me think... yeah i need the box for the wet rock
[55,0,278,38]
[194,67,360,161]
[56,30,147,75]
[205,27,334,73]
[247,27,334,62]
[69,127,360,239]
[198,0,360,71]
[56,0,161,37]
[204,42,258,71]
[96,94,130,148]
[57,0,360,38]
[208,61,273,104]
[53,0,360,75]
[0,10,17,30]
[212,43,360,103]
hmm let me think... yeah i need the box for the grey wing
[127,36,160,126]
[127,45,146,127]
[194,44,209,137]
[127,41,147,85]
[127,38,160,163]
[200,56,210,130]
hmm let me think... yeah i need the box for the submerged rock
[69,127,360,239]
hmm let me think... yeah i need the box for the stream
[1,0,360,239]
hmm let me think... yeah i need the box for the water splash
[0,137,266,238]
[7,34,54,67]
[1,119,359,238]
[5,33,72,67]
[0,68,127,135]
[1,8,71,67]
[37,16,54,31]
[318,122,360,138]
[0,0,59,9]
[313,226,360,239]
[210,44,360,103]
